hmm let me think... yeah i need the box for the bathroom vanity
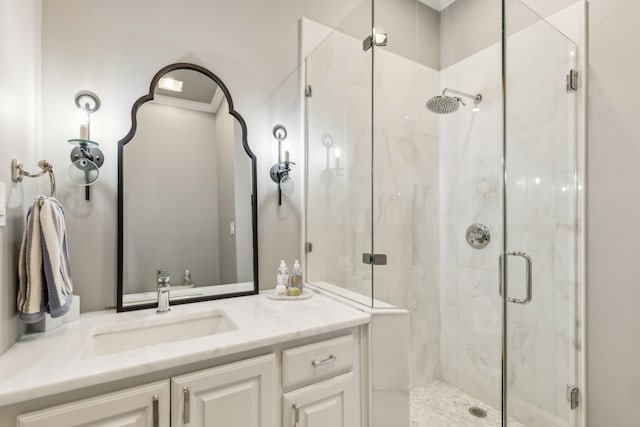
[0,291,371,427]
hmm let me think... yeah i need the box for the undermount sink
[82,309,237,358]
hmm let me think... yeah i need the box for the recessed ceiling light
[159,77,183,92]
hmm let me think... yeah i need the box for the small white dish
[266,290,312,301]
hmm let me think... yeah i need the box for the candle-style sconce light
[68,90,104,201]
[269,124,295,205]
[331,147,343,175]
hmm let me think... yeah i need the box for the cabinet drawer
[283,335,353,388]
[17,380,170,427]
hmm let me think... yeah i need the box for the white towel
[17,198,73,323]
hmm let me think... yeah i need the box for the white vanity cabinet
[16,381,170,427]
[281,335,359,427]
[9,328,366,427]
[171,354,276,426]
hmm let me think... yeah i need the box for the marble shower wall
[438,42,504,409]
[305,25,442,387]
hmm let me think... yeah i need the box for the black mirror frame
[116,62,259,312]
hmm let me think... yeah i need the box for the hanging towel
[39,198,73,317]
[17,201,46,323]
[17,198,73,323]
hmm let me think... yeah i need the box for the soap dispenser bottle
[290,260,303,293]
[277,260,289,289]
[183,269,192,287]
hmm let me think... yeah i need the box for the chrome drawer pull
[152,395,159,427]
[311,354,336,368]
[293,403,300,427]
[183,386,190,424]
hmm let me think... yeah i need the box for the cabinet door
[17,381,170,427]
[282,372,357,427]
[172,353,276,427]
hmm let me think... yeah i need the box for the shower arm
[442,88,482,104]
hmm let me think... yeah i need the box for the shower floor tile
[411,381,527,427]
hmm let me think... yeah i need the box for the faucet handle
[156,267,168,277]
[158,276,171,288]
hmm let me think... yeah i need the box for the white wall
[0,0,42,355]
[586,0,640,424]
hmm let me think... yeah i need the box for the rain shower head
[426,94,462,114]
[426,88,482,114]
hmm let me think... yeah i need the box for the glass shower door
[304,3,374,305]
[503,1,579,425]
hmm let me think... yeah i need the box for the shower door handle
[499,251,533,304]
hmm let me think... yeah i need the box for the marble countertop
[0,290,370,407]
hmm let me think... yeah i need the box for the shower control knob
[466,223,490,249]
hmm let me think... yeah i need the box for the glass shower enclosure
[304,0,582,425]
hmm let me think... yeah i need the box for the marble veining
[0,291,369,406]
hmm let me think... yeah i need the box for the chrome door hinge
[567,69,578,92]
[362,253,387,265]
[362,29,388,51]
[567,385,579,410]
[305,85,312,98]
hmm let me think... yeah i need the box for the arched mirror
[117,63,258,311]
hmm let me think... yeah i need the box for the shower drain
[468,407,488,418]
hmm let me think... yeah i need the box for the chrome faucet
[156,268,171,313]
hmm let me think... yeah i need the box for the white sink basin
[82,309,236,358]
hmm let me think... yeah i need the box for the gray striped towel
[17,197,73,323]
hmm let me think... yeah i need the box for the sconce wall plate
[74,91,101,112]
[70,145,104,167]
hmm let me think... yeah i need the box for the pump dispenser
[290,260,303,292]
[277,260,289,289]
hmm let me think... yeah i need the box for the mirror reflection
[119,65,257,310]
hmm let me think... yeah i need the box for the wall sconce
[68,90,104,201]
[332,147,343,175]
[269,124,295,205]
[319,133,344,186]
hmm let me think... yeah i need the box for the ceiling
[155,69,218,104]
[417,0,457,12]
